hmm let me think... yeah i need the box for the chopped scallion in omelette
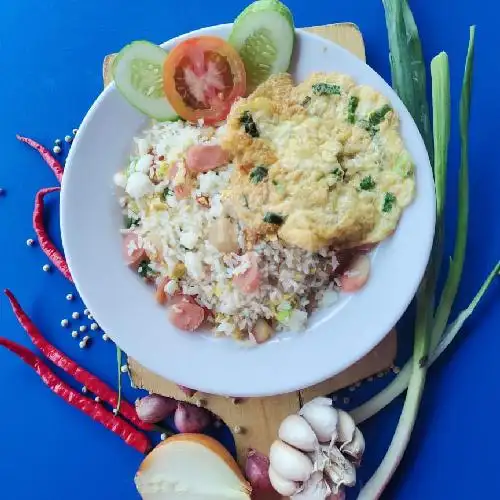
[221,72,416,252]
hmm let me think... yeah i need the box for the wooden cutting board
[102,22,396,480]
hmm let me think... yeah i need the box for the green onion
[357,24,478,499]
[351,261,499,425]
[312,83,341,96]
[249,165,268,184]
[382,0,433,159]
[116,346,122,414]
[360,176,376,191]
[347,96,359,124]
[382,192,396,212]
[263,212,284,225]
[368,104,392,127]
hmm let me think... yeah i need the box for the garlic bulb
[269,397,365,500]
[268,466,300,496]
[279,415,318,452]
[299,398,339,443]
[269,440,314,482]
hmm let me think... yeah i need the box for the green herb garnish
[161,186,173,201]
[239,111,259,138]
[368,104,393,127]
[301,96,312,107]
[137,258,157,279]
[382,192,396,212]
[312,83,341,96]
[263,212,284,225]
[125,216,140,229]
[360,176,376,190]
[331,167,344,181]
[347,96,359,123]
[249,166,268,184]
[242,194,249,208]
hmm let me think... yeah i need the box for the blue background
[0,1,499,498]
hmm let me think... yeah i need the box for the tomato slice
[163,36,246,124]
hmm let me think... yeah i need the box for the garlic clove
[268,466,300,496]
[322,445,356,489]
[291,471,331,499]
[299,398,338,443]
[269,440,314,482]
[340,428,365,466]
[335,410,356,446]
[279,415,319,452]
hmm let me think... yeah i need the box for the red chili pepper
[0,337,151,454]
[4,289,153,432]
[33,187,73,283]
[16,135,64,183]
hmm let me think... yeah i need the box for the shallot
[174,402,212,433]
[135,394,177,424]
[245,449,274,493]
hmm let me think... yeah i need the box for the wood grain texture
[102,23,396,488]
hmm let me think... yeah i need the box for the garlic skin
[341,428,365,466]
[270,440,314,482]
[300,398,339,443]
[268,466,300,496]
[319,445,356,489]
[279,415,319,452]
[292,471,331,499]
[336,410,356,445]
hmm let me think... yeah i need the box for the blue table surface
[1,1,499,498]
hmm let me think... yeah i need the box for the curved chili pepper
[4,289,153,432]
[16,135,64,183]
[0,337,151,454]
[33,187,73,282]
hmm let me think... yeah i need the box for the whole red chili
[16,135,64,183]
[33,187,73,282]
[0,337,151,454]
[4,289,153,432]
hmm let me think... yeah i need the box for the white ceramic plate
[61,24,435,397]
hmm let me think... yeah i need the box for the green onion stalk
[355,3,498,497]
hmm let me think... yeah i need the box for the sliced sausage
[174,183,191,200]
[233,253,261,293]
[155,276,171,305]
[122,233,146,270]
[339,254,370,292]
[186,145,229,173]
[169,302,205,331]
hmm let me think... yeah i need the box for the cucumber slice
[112,41,177,121]
[230,0,295,93]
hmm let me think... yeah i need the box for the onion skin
[245,449,275,494]
[177,385,196,397]
[174,402,212,433]
[135,394,177,424]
